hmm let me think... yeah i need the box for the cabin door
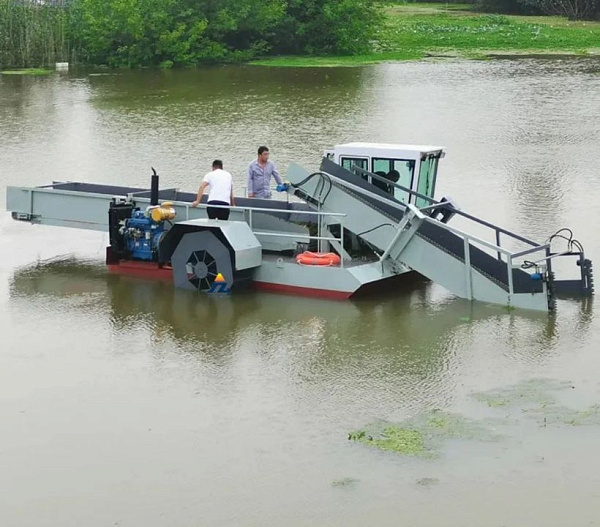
[415,155,439,208]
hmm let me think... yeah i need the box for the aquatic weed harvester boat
[6,143,593,311]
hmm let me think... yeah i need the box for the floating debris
[416,477,439,487]
[524,403,600,427]
[331,477,359,488]
[349,425,427,456]
[472,378,574,408]
[473,378,600,428]
[350,380,600,459]
[349,409,499,457]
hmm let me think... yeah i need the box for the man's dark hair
[258,146,269,155]
[212,159,223,169]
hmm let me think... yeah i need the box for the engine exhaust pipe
[151,167,159,206]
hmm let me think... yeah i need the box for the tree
[274,0,380,55]
[474,0,542,15]
[519,0,599,19]
[68,0,381,67]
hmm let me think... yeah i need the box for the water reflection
[10,257,590,383]
[78,66,375,187]
[1,66,373,198]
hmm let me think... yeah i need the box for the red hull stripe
[107,261,173,282]
[252,281,351,300]
[106,262,352,299]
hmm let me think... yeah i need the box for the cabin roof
[336,142,445,153]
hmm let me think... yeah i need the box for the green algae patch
[359,427,427,455]
[473,378,600,428]
[473,378,574,408]
[565,404,600,426]
[349,409,499,457]
[1,68,53,76]
[349,427,427,455]
[524,403,600,427]
[425,409,482,438]
[331,477,359,488]
[416,477,439,487]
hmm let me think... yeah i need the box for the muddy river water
[1,60,600,526]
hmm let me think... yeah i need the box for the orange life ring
[296,251,341,266]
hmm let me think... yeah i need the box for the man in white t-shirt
[191,160,235,220]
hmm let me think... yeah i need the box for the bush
[68,0,381,67]
[272,0,380,55]
[520,0,600,20]
[473,0,542,15]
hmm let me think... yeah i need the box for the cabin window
[372,158,415,202]
[340,157,369,179]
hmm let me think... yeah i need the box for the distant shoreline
[250,51,600,68]
[251,3,600,67]
[3,3,600,71]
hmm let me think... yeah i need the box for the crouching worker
[191,160,235,220]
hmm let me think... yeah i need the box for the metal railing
[351,165,541,258]
[243,184,292,203]
[170,199,349,268]
[377,203,550,299]
[424,214,550,297]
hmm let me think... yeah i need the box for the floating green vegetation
[473,378,574,408]
[351,380,600,459]
[1,68,53,76]
[349,409,498,457]
[473,378,600,428]
[331,477,359,488]
[416,477,439,487]
[566,404,600,426]
[349,427,427,456]
[524,403,600,427]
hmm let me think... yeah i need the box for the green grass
[253,3,600,67]
[0,68,54,75]
[382,7,600,54]
[250,52,420,67]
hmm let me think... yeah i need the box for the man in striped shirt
[247,146,284,199]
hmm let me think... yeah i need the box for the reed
[0,0,70,69]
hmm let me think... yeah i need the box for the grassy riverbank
[252,3,600,67]
[0,68,54,76]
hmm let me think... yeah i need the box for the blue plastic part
[531,273,543,281]
[124,210,166,261]
[276,183,289,192]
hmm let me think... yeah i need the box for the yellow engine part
[151,203,177,222]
